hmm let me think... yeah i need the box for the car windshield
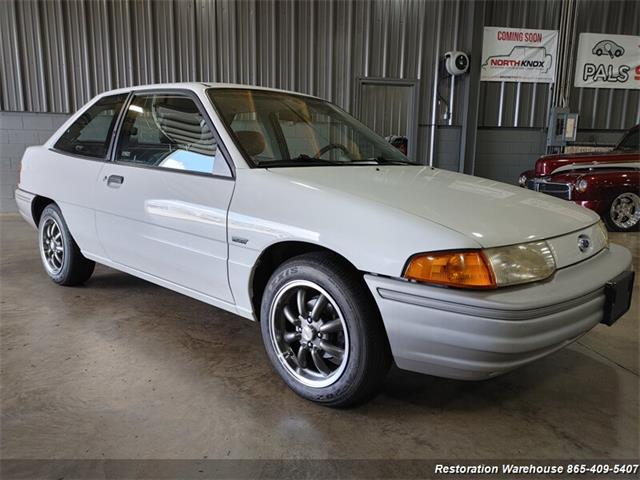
[616,128,639,152]
[207,88,415,167]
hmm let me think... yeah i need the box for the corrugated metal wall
[0,0,637,133]
[570,0,640,129]
[359,83,412,138]
[0,0,471,123]
[479,0,639,128]
[479,0,561,128]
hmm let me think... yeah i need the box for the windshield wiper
[358,157,414,165]
[257,155,415,168]
[257,155,343,167]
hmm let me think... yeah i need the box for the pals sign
[574,33,640,90]
[481,27,558,83]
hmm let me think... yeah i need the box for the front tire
[38,204,95,285]
[260,252,391,407]
[605,192,640,232]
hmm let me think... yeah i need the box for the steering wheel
[314,143,352,159]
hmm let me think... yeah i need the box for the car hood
[268,165,599,248]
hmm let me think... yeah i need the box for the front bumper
[365,244,633,380]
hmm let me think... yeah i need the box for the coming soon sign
[481,27,559,83]
[574,33,640,90]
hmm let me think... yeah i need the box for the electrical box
[547,107,579,148]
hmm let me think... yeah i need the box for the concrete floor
[1,214,639,464]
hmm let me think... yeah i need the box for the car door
[94,90,235,303]
[41,93,129,257]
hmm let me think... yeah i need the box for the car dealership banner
[480,27,558,83]
[574,33,640,89]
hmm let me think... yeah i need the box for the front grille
[525,179,572,200]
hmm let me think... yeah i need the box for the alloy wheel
[610,192,640,230]
[40,217,65,275]
[269,280,349,388]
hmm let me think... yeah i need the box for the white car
[16,83,634,406]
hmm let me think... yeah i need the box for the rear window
[54,93,128,158]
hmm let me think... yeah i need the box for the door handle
[105,175,124,187]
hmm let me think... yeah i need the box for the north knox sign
[480,27,559,83]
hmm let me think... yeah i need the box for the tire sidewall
[605,193,640,232]
[39,205,74,284]
[260,261,370,405]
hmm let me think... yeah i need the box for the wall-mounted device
[443,51,470,76]
[547,107,579,150]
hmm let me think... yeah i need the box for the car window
[208,88,414,167]
[617,129,639,152]
[54,94,128,158]
[115,93,231,177]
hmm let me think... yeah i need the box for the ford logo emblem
[578,234,592,252]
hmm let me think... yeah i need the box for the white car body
[16,83,633,381]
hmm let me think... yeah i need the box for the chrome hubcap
[269,280,349,388]
[610,192,640,230]
[40,218,64,275]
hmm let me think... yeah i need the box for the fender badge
[232,236,249,245]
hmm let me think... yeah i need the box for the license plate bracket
[602,271,635,326]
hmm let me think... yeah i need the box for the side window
[115,93,230,176]
[54,94,128,158]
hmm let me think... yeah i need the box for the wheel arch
[31,195,56,226]
[249,240,367,322]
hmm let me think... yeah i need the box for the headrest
[235,130,266,156]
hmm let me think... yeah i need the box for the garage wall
[480,0,640,129]
[0,0,475,124]
[0,112,68,212]
[569,0,640,130]
[479,0,561,128]
[475,128,546,184]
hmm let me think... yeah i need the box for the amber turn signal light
[403,251,497,289]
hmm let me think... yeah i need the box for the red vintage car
[519,125,639,231]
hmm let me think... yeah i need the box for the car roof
[95,82,321,100]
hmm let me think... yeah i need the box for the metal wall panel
[479,0,638,129]
[0,0,471,126]
[359,83,412,137]
[0,0,637,134]
[571,0,640,129]
[479,0,561,128]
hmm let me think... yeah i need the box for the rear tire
[260,252,391,407]
[38,204,95,286]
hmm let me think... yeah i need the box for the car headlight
[597,219,609,248]
[483,241,556,286]
[518,174,528,187]
[404,241,556,289]
[575,178,588,192]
